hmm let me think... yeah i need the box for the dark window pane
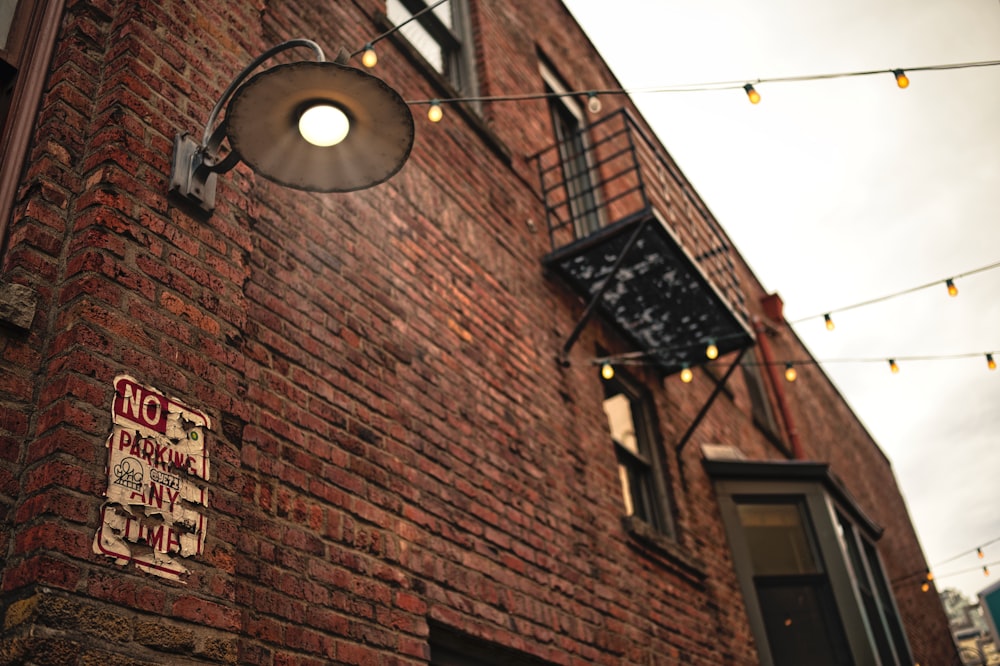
[864,540,912,664]
[756,578,853,666]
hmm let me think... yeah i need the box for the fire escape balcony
[535,109,754,375]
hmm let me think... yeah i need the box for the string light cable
[398,58,1000,113]
[594,347,999,372]
[891,534,1000,586]
[790,259,1000,327]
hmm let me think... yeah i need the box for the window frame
[0,0,64,256]
[601,368,674,538]
[708,461,914,666]
[539,61,604,239]
[387,0,478,97]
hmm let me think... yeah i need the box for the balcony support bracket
[556,216,652,367]
[674,347,747,488]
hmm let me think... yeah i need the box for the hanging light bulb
[587,92,602,114]
[361,44,378,68]
[889,359,899,374]
[824,313,835,331]
[427,100,443,123]
[921,581,930,592]
[601,363,615,380]
[298,104,351,147]
[985,565,991,577]
[784,363,797,382]
[926,570,934,582]
[706,342,719,360]
[680,366,693,383]
[987,354,996,371]
[946,279,958,297]
[978,547,985,559]
[743,83,761,104]
[893,69,909,89]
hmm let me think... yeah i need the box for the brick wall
[0,1,957,664]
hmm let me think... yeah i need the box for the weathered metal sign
[93,375,210,581]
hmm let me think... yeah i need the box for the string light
[988,354,996,371]
[889,359,899,374]
[946,279,958,297]
[824,314,835,331]
[985,566,991,577]
[404,59,1000,114]
[893,69,910,88]
[601,363,615,380]
[978,548,985,559]
[587,92,602,114]
[706,342,719,360]
[921,581,930,592]
[361,44,378,68]
[427,100,443,123]
[791,259,1000,327]
[680,366,694,383]
[594,349,1000,374]
[784,363,797,382]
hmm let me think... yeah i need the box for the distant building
[0,1,960,664]
[942,587,999,665]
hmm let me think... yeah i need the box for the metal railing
[534,109,748,322]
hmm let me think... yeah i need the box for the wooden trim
[0,0,65,261]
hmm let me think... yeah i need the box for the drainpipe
[755,294,804,460]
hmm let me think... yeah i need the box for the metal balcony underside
[543,208,753,374]
[534,110,754,374]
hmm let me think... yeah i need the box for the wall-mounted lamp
[169,39,414,213]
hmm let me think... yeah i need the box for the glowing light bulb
[680,367,693,383]
[978,548,985,559]
[946,279,958,297]
[889,359,899,374]
[706,343,719,360]
[743,84,760,104]
[926,570,934,581]
[784,364,797,382]
[893,69,909,89]
[601,363,615,380]
[427,101,443,123]
[921,582,930,593]
[361,44,378,68]
[587,92,601,114]
[985,566,991,577]
[824,314,835,331]
[988,354,996,371]
[298,104,350,147]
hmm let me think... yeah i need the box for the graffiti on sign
[93,375,210,581]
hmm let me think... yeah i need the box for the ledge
[622,515,707,586]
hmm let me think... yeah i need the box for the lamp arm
[200,38,327,151]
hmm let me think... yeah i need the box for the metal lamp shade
[225,61,415,192]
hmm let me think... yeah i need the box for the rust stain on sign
[93,375,211,581]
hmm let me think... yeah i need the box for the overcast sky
[563,0,1000,602]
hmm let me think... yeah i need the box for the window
[387,0,477,96]
[430,626,550,666]
[836,513,913,666]
[0,0,63,251]
[736,500,852,666]
[741,354,780,436]
[708,460,915,666]
[601,371,672,535]
[539,62,603,239]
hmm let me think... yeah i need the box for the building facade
[0,1,959,664]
